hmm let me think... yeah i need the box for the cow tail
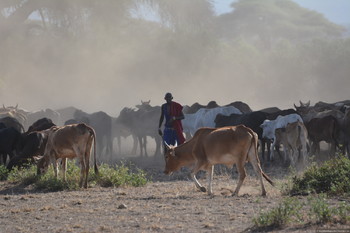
[86,124,98,174]
[249,129,275,186]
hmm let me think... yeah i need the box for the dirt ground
[0,155,349,233]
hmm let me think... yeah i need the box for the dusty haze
[0,0,349,117]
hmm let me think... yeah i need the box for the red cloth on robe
[170,102,186,145]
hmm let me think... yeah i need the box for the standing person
[158,92,186,149]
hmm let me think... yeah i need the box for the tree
[216,0,345,48]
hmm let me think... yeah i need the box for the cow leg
[232,162,247,196]
[131,134,138,155]
[61,158,67,182]
[53,159,59,179]
[246,147,267,196]
[190,168,206,193]
[269,139,276,161]
[207,165,214,196]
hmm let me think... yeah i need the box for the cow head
[37,156,49,175]
[163,143,180,175]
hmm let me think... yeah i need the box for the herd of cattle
[1,99,350,177]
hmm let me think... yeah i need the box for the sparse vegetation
[253,195,350,230]
[253,197,302,229]
[287,155,350,196]
[1,161,149,191]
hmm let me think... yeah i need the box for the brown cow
[274,121,309,166]
[37,123,98,188]
[164,125,274,196]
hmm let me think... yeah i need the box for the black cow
[7,131,49,170]
[305,115,340,157]
[0,116,25,132]
[225,101,253,114]
[214,111,271,161]
[0,127,21,165]
[6,118,56,170]
[27,117,55,133]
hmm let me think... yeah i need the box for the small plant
[253,197,302,229]
[0,165,9,181]
[334,201,350,224]
[309,194,332,223]
[96,163,148,188]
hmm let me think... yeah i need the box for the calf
[164,125,274,196]
[275,121,308,166]
[37,123,98,188]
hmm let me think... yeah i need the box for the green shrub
[96,163,148,188]
[0,165,9,181]
[253,197,302,229]
[288,155,350,196]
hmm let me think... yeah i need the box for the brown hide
[37,123,98,188]
[164,125,273,196]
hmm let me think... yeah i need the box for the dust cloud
[0,0,349,117]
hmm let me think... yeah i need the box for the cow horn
[15,104,18,109]
[164,141,171,151]
[2,104,5,109]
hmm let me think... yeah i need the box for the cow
[26,117,55,133]
[274,121,308,166]
[7,130,50,170]
[305,115,340,157]
[37,123,98,188]
[0,105,27,126]
[260,114,303,161]
[116,106,161,157]
[164,125,274,196]
[0,116,25,132]
[225,101,253,114]
[0,127,22,165]
[7,119,56,170]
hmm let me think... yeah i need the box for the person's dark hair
[164,92,173,100]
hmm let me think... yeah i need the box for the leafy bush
[288,155,350,196]
[253,197,302,229]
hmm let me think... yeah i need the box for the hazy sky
[1,1,349,117]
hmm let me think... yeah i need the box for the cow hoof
[199,187,206,192]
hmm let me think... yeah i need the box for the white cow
[182,106,241,137]
[260,113,303,160]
